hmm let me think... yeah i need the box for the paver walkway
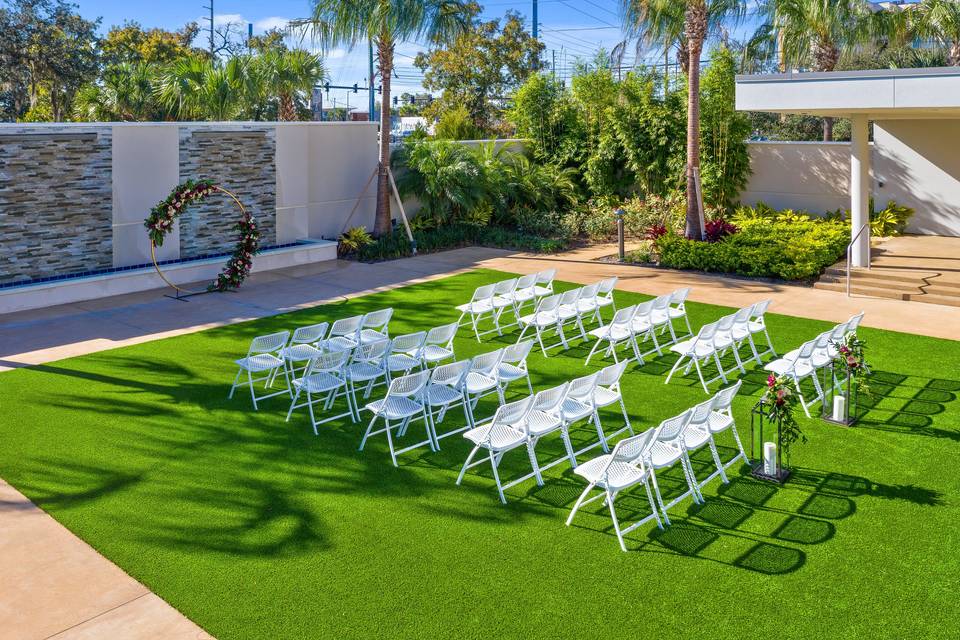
[1,242,958,639]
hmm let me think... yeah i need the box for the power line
[556,0,619,28]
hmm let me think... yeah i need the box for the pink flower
[767,375,776,388]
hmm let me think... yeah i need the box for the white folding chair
[509,273,540,314]
[497,339,534,397]
[668,287,694,338]
[665,321,727,393]
[748,300,777,360]
[681,396,732,501]
[491,278,520,334]
[649,294,678,347]
[421,359,473,445]
[279,322,328,392]
[522,383,578,481]
[532,268,556,297]
[566,428,664,552]
[575,282,602,326]
[286,350,355,433]
[713,313,747,377]
[359,308,393,345]
[586,304,639,365]
[456,283,497,342]
[557,287,588,342]
[644,409,700,525]
[846,311,865,333]
[418,321,458,367]
[229,330,290,410]
[562,373,610,455]
[360,370,433,466]
[594,361,634,442]
[631,299,662,362]
[345,338,391,419]
[595,277,618,319]
[325,315,364,352]
[463,348,505,427]
[517,294,567,356]
[386,331,426,381]
[707,380,748,474]
[764,339,824,417]
[729,305,763,365]
[457,396,534,504]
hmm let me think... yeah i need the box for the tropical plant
[337,225,374,257]
[392,138,485,226]
[298,0,472,237]
[870,199,915,236]
[256,49,325,121]
[918,0,960,65]
[434,105,483,140]
[156,55,249,121]
[621,0,748,239]
[74,62,166,121]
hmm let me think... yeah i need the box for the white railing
[846,223,871,297]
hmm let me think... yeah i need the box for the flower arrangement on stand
[832,332,870,396]
[823,331,870,425]
[144,179,260,294]
[762,374,807,464]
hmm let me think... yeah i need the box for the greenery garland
[832,331,871,397]
[144,179,260,292]
[761,374,808,463]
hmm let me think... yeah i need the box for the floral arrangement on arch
[762,374,808,461]
[831,331,871,395]
[144,179,260,292]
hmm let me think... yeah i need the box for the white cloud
[212,13,245,27]
[255,16,292,32]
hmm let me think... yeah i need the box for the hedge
[357,224,569,262]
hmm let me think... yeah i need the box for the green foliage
[101,20,201,66]
[356,224,568,261]
[507,73,584,168]
[392,138,485,225]
[337,226,374,257]
[654,217,849,280]
[871,199,915,237]
[434,105,484,140]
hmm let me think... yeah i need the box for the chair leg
[566,483,595,525]
[489,450,507,504]
[526,440,544,486]
[607,492,627,552]
[708,437,729,484]
[644,480,664,529]
[619,397,633,435]
[693,359,709,393]
[457,445,480,484]
[247,370,259,410]
[285,386,301,422]
[228,368,242,399]
[560,426,578,468]
[665,355,686,384]
[593,410,609,453]
[306,391,318,435]
[649,469,671,526]
[359,415,379,451]
[384,419,398,467]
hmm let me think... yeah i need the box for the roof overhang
[735,67,960,119]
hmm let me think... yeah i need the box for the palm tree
[74,62,163,121]
[259,49,326,121]
[755,0,875,141]
[621,0,747,240]
[918,0,960,65]
[297,1,472,237]
[156,55,248,121]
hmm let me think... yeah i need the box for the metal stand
[821,361,859,426]
[749,400,791,484]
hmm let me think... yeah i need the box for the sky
[73,1,759,109]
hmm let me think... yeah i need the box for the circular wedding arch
[145,180,260,297]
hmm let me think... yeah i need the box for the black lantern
[749,399,792,484]
[821,361,860,426]
[614,208,625,261]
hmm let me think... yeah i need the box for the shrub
[620,192,686,237]
[653,218,848,281]
[644,224,670,241]
[704,218,738,242]
[357,224,568,262]
[337,226,374,257]
[871,199,914,237]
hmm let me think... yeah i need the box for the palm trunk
[950,41,960,66]
[823,116,834,142]
[279,93,296,121]
[686,40,704,240]
[374,36,393,237]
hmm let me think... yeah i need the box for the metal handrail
[846,223,871,297]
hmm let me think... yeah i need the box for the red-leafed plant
[644,224,670,241]
[704,218,738,243]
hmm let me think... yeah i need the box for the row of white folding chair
[517,277,619,357]
[456,269,557,341]
[283,321,461,433]
[665,300,776,393]
[764,312,864,417]
[358,340,537,466]
[456,361,633,503]
[585,288,692,367]
[567,381,746,551]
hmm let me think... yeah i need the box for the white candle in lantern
[763,442,777,475]
[833,394,847,422]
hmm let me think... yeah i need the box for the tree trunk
[823,116,834,142]
[684,3,707,240]
[950,41,960,66]
[279,93,296,121]
[374,36,394,237]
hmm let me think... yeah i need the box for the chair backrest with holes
[652,294,671,314]
[732,306,752,328]
[567,372,599,401]
[291,323,327,345]
[532,383,568,413]
[597,360,629,388]
[391,331,426,355]
[470,348,503,375]
[516,273,537,291]
[559,288,581,306]
[432,359,471,387]
[656,409,693,443]
[794,339,817,365]
[388,370,430,399]
[250,331,290,355]
[750,299,772,321]
[847,311,864,333]
[688,397,716,429]
[536,269,556,288]
[716,313,736,333]
[330,315,363,338]
[353,339,390,364]
[634,299,654,321]
[503,339,534,364]
[362,308,393,332]
[493,396,533,427]
[537,294,562,314]
[829,322,848,342]
[697,321,719,343]
[610,305,636,331]
[580,282,599,300]
[670,287,690,307]
[308,349,350,376]
[712,380,742,412]
[471,284,497,306]
[493,278,517,296]
[426,322,458,348]
[611,427,658,464]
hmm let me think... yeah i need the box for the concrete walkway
[1,242,959,639]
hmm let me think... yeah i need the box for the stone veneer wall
[178,126,277,259]
[0,128,113,286]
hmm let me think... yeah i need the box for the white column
[850,114,871,268]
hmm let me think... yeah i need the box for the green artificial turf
[1,269,958,639]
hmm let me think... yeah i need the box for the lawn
[1,268,958,639]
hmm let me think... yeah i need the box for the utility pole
[532,0,538,39]
[203,0,214,58]
[368,38,375,123]
[552,49,556,79]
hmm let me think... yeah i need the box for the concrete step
[824,266,960,290]
[813,281,960,307]
[816,275,921,294]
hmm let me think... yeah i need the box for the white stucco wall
[873,120,960,237]
[741,141,853,213]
